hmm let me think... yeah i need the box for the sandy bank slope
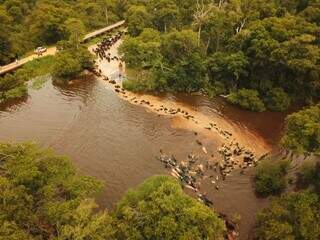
[93,40,271,161]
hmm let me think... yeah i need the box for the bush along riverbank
[0,19,96,104]
[51,46,95,84]
[119,1,319,113]
[0,46,94,104]
[0,142,227,240]
[252,154,320,240]
[0,56,56,104]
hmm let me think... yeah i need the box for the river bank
[0,32,285,240]
[89,37,278,239]
[93,39,272,160]
[0,69,282,240]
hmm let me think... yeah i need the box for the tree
[207,51,248,89]
[281,104,320,154]
[113,175,226,240]
[297,160,320,193]
[157,52,206,92]
[126,5,152,36]
[161,29,199,64]
[264,87,291,111]
[65,18,86,49]
[0,6,13,64]
[232,14,320,102]
[52,51,82,80]
[0,73,27,102]
[254,160,290,197]
[158,29,206,91]
[28,3,69,45]
[119,28,162,69]
[192,0,214,46]
[227,89,266,112]
[150,0,179,32]
[0,142,113,240]
[255,191,320,240]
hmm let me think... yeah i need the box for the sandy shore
[91,40,271,163]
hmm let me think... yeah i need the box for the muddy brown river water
[0,77,287,239]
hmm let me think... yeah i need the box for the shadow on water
[0,78,290,240]
[0,95,29,113]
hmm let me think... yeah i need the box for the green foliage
[255,191,320,240]
[120,29,206,92]
[227,89,266,112]
[203,81,226,98]
[298,161,320,193]
[0,55,56,103]
[119,28,162,69]
[76,46,95,70]
[281,104,320,154]
[52,51,82,80]
[150,0,179,32]
[0,0,121,64]
[118,0,320,110]
[113,175,226,240]
[254,160,290,197]
[0,142,109,240]
[1,84,27,101]
[65,18,86,49]
[52,47,94,81]
[232,14,320,102]
[156,52,206,92]
[15,56,56,81]
[0,73,27,103]
[126,5,152,36]
[123,78,157,92]
[264,87,291,111]
[0,142,227,240]
[0,5,13,64]
[206,51,248,89]
[31,75,51,90]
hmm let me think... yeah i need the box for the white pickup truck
[34,47,47,55]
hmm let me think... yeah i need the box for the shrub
[52,51,82,80]
[281,104,320,154]
[113,176,226,239]
[52,47,94,81]
[15,56,55,81]
[0,142,113,240]
[204,81,226,98]
[255,191,320,240]
[265,87,291,111]
[298,161,320,193]
[254,160,290,197]
[123,79,157,92]
[122,69,158,92]
[76,46,95,69]
[227,88,266,112]
[0,74,21,92]
[0,74,28,102]
[2,84,27,101]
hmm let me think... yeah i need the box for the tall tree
[113,176,226,240]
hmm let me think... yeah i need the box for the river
[0,38,289,239]
[0,75,287,239]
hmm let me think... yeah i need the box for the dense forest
[0,143,226,240]
[0,0,320,239]
[1,0,319,110]
[0,0,120,64]
[119,0,320,111]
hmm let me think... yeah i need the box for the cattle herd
[90,29,265,220]
[92,30,125,62]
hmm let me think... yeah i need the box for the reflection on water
[0,77,287,240]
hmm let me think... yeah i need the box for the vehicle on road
[34,47,47,55]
